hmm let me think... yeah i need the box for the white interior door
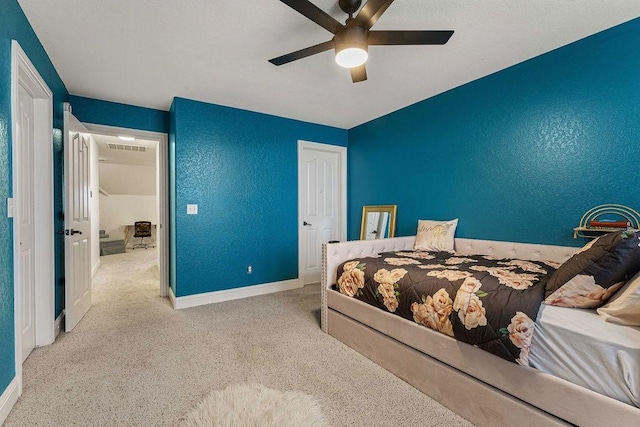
[17,83,36,361]
[298,142,346,285]
[64,108,92,331]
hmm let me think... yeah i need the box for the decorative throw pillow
[414,219,458,252]
[573,233,600,254]
[597,271,640,326]
[544,230,640,308]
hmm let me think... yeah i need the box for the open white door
[64,105,92,331]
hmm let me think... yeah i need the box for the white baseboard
[54,311,65,338]
[0,376,20,425]
[172,279,302,309]
[92,260,101,278]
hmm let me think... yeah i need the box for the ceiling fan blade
[350,64,367,83]
[368,30,454,45]
[269,40,334,66]
[280,0,343,34]
[352,0,395,31]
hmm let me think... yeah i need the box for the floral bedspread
[334,251,560,365]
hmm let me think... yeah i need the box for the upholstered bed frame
[321,237,640,427]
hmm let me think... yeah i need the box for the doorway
[297,141,347,286]
[83,123,169,298]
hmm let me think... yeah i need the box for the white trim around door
[297,140,347,287]
[82,123,170,298]
[11,40,55,399]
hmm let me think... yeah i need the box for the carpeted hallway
[5,248,472,426]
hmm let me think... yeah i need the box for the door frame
[11,40,55,393]
[83,123,170,298]
[297,140,347,287]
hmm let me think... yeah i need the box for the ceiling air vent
[107,143,147,153]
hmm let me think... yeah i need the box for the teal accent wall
[171,98,347,297]
[348,18,640,247]
[68,95,169,133]
[0,0,68,395]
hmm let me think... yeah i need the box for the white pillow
[597,271,640,326]
[414,219,458,252]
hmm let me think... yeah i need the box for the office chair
[132,221,152,249]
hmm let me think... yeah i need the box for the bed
[321,236,640,427]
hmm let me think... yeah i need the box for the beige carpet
[5,248,472,426]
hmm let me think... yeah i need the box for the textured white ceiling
[17,0,640,129]
[93,134,157,166]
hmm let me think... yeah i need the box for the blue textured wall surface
[172,98,347,297]
[348,18,640,247]
[0,0,68,394]
[69,95,169,133]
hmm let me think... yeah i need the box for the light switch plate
[7,198,14,218]
[187,204,198,215]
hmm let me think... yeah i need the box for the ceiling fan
[269,0,454,83]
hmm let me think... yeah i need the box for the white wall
[98,160,157,243]
[90,136,100,274]
[99,163,156,195]
[99,195,158,241]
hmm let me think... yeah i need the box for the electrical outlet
[247,265,252,274]
[187,204,198,215]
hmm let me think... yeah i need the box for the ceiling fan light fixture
[335,47,368,68]
[334,24,368,68]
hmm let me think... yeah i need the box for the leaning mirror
[360,205,397,240]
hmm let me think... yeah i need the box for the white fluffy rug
[180,384,329,427]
